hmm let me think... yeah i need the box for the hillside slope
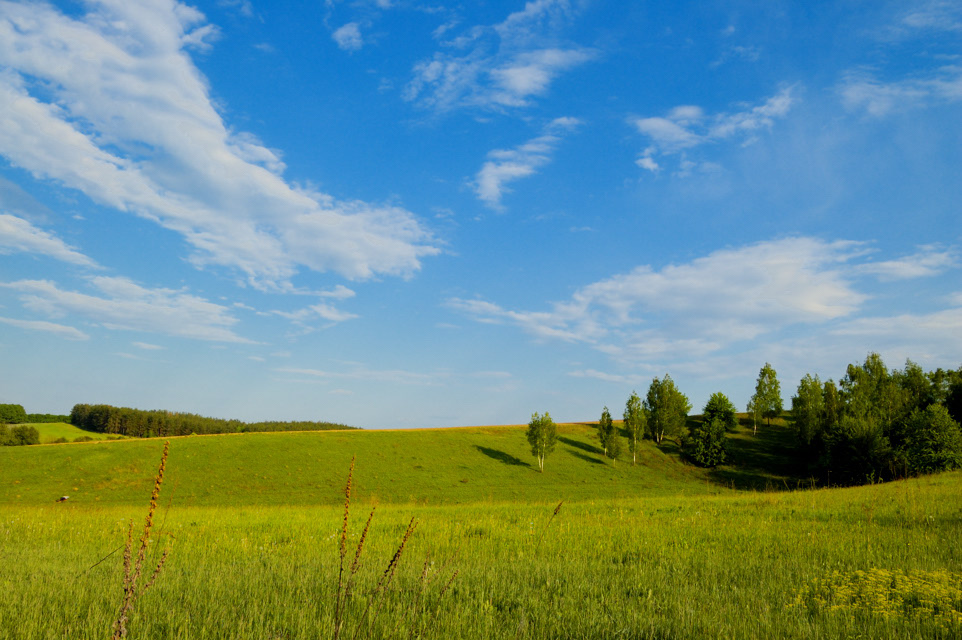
[0,422,722,507]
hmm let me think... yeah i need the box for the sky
[0,0,960,429]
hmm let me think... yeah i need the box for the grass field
[2,421,961,639]
[26,421,118,444]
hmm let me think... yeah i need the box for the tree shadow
[474,445,531,468]
[557,436,603,455]
[567,448,605,465]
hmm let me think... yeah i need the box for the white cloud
[332,22,363,51]
[857,246,958,280]
[839,67,962,116]
[0,213,99,268]
[133,341,166,350]
[0,276,252,343]
[449,237,874,366]
[473,117,580,209]
[0,1,437,289]
[404,0,595,111]
[633,87,795,173]
[0,316,89,340]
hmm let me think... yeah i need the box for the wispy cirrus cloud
[473,117,581,209]
[0,213,99,268]
[839,67,962,117]
[633,87,795,174]
[0,316,89,340]
[404,0,595,112]
[0,0,437,289]
[856,245,958,280]
[448,238,961,371]
[0,276,252,343]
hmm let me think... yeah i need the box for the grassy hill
[0,422,724,507]
[27,421,119,444]
[4,419,960,639]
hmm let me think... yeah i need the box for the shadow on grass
[707,415,807,491]
[558,436,603,456]
[474,446,531,468]
[567,448,605,465]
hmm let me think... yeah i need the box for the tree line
[527,355,962,485]
[69,403,355,438]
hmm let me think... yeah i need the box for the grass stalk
[110,440,171,640]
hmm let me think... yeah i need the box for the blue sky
[1,0,960,428]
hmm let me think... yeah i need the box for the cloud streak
[0,213,99,268]
[1,276,252,343]
[0,0,437,289]
[473,117,581,209]
[404,0,595,112]
[633,87,795,173]
[448,238,961,370]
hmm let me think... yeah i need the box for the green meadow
[29,421,118,444]
[2,422,961,639]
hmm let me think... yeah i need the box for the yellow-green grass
[26,421,117,444]
[3,423,961,638]
[0,423,723,507]
[1,473,960,639]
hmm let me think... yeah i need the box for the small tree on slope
[527,412,557,473]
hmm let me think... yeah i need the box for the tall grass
[1,472,960,638]
[111,440,170,639]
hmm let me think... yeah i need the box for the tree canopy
[526,412,557,473]
[644,375,691,444]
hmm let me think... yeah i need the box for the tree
[683,416,728,467]
[791,374,824,447]
[0,404,27,424]
[749,363,782,434]
[702,392,737,432]
[623,391,646,465]
[597,406,615,458]
[526,412,557,473]
[902,404,962,475]
[644,375,691,444]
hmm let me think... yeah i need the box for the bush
[74,435,95,443]
[8,425,40,446]
[683,416,728,467]
[902,404,962,475]
[51,437,69,444]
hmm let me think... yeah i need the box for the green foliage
[702,392,737,433]
[69,403,354,438]
[820,415,891,485]
[622,391,646,465]
[596,406,615,458]
[902,404,962,475]
[526,412,557,472]
[749,364,782,431]
[0,404,28,424]
[8,425,40,446]
[946,371,962,425]
[791,374,825,447]
[25,414,71,423]
[683,416,728,467]
[644,375,691,444]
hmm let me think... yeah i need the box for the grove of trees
[69,403,354,438]
[789,354,962,485]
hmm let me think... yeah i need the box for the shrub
[9,425,40,446]
[902,404,962,475]
[683,416,728,467]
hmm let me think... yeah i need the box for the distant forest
[68,403,355,438]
